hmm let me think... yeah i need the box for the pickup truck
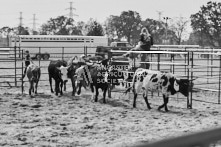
[30,52,50,60]
[95,41,133,58]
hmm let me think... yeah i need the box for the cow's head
[176,78,194,97]
[67,62,79,79]
[57,66,69,82]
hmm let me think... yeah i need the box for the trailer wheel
[43,54,49,60]
[36,54,41,60]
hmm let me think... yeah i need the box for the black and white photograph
[0,0,221,146]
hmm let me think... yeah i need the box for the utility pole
[163,17,171,44]
[66,1,78,19]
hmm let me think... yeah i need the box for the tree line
[0,1,220,47]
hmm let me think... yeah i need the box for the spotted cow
[125,68,193,112]
[26,64,41,96]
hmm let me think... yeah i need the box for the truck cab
[95,41,133,58]
[110,41,132,48]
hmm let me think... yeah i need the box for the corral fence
[109,45,221,105]
[0,46,90,89]
[1,45,221,106]
[1,45,221,147]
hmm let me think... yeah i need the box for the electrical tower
[32,14,38,34]
[156,11,163,21]
[66,1,78,19]
[19,12,23,27]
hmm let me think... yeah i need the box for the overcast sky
[0,0,217,30]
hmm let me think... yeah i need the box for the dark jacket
[139,34,153,51]
[25,54,31,66]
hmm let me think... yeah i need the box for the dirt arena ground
[0,84,221,147]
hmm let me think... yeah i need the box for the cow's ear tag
[174,80,179,91]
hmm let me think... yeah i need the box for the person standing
[20,50,32,80]
[124,27,153,69]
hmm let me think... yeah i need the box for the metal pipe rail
[110,50,188,55]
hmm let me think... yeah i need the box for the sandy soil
[0,85,221,147]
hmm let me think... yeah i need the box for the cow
[75,58,121,103]
[48,60,69,96]
[67,55,96,96]
[67,60,84,96]
[125,68,193,112]
[26,64,41,96]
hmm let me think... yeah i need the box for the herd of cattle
[26,55,193,112]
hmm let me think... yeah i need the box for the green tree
[0,26,15,46]
[85,18,104,36]
[0,27,14,37]
[141,18,178,45]
[16,26,29,35]
[190,1,221,47]
[170,16,189,45]
[104,15,122,41]
[142,19,165,44]
[119,10,142,43]
[39,16,80,35]
[105,10,142,44]
[72,21,85,35]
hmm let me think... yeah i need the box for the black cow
[75,59,121,103]
[67,61,84,96]
[48,60,68,96]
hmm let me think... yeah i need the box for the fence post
[207,51,209,83]
[14,45,17,87]
[133,53,136,71]
[190,51,194,108]
[170,54,174,74]
[157,53,160,71]
[108,50,112,98]
[187,51,191,109]
[184,47,187,75]
[218,55,221,104]
[211,48,213,77]
[38,47,41,66]
[84,46,85,56]
[21,50,24,94]
[62,47,64,60]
